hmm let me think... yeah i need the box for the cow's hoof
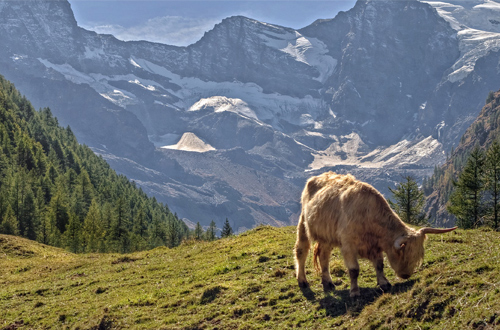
[322,281,335,292]
[379,282,392,292]
[298,280,309,288]
[349,289,360,298]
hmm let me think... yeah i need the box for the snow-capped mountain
[0,0,499,229]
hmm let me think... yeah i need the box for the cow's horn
[394,236,407,250]
[418,227,457,235]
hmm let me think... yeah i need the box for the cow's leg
[318,243,334,291]
[294,215,310,288]
[342,248,360,297]
[371,253,392,292]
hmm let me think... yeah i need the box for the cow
[294,172,456,297]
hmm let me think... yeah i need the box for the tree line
[0,75,192,252]
[390,141,500,231]
[446,143,500,230]
[193,218,234,241]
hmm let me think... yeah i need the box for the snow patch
[129,79,156,91]
[130,58,141,68]
[11,54,27,61]
[36,58,175,108]
[189,96,259,121]
[84,46,105,59]
[259,30,337,83]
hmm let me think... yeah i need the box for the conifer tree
[49,188,69,235]
[110,197,130,253]
[221,218,233,238]
[37,213,50,245]
[485,140,500,230]
[194,222,203,240]
[1,204,19,235]
[148,215,166,248]
[64,212,81,253]
[166,214,180,248]
[388,176,427,225]
[448,146,486,229]
[82,199,104,252]
[20,189,37,239]
[205,220,217,241]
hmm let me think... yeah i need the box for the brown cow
[294,172,456,297]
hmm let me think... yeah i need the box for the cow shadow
[300,279,416,318]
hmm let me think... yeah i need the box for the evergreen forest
[0,75,191,253]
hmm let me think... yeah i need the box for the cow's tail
[313,242,321,273]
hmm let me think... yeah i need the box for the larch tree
[388,176,427,225]
[485,140,500,230]
[448,146,486,229]
[221,218,233,238]
[194,222,203,240]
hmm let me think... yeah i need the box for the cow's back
[301,172,387,246]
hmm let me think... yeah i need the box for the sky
[68,1,357,46]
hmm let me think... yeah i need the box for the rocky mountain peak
[0,0,79,57]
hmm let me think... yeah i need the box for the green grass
[1,226,500,329]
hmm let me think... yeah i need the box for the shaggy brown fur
[294,172,456,297]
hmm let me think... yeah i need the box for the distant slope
[1,226,499,329]
[425,90,500,225]
[0,75,188,253]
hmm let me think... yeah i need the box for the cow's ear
[394,236,408,250]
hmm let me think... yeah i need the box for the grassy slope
[1,226,499,330]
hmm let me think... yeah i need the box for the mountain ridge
[1,0,499,228]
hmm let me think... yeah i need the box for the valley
[1,0,500,229]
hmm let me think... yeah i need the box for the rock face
[0,0,499,230]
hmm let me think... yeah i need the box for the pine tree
[448,146,486,229]
[194,222,203,240]
[166,214,180,248]
[64,212,81,253]
[110,197,130,253]
[205,220,217,241]
[82,199,104,252]
[220,218,233,238]
[388,176,427,225]
[20,189,37,239]
[485,140,500,230]
[1,204,19,235]
[148,215,166,248]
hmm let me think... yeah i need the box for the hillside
[425,90,500,225]
[1,226,499,329]
[0,75,188,253]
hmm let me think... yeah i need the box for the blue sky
[68,1,357,46]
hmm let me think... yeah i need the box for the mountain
[1,0,499,229]
[425,89,500,225]
[2,226,500,328]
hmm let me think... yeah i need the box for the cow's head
[387,227,457,279]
